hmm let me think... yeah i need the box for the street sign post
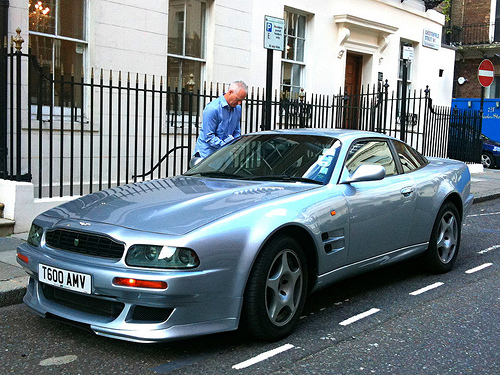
[478,59,495,87]
[477,59,495,137]
[263,16,285,130]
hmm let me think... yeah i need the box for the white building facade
[8,0,454,104]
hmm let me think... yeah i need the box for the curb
[0,276,28,308]
[473,192,500,204]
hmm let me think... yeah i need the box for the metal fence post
[0,0,8,179]
[13,28,24,181]
[187,74,195,163]
[400,59,408,142]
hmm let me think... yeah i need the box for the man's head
[224,81,248,108]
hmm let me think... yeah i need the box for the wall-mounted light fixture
[468,101,472,108]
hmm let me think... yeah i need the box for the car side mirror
[340,164,386,184]
[189,156,204,169]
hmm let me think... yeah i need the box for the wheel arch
[443,192,464,220]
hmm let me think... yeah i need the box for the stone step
[0,218,15,237]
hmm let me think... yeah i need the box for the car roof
[246,128,397,143]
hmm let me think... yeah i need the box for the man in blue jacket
[194,80,248,158]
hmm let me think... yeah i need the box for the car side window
[393,140,428,173]
[345,140,397,176]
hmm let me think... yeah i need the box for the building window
[397,41,413,91]
[167,0,206,92]
[489,76,500,98]
[29,0,86,108]
[495,0,500,42]
[281,10,306,97]
[397,41,414,124]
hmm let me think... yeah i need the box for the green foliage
[441,0,451,22]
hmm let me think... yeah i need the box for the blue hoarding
[452,98,500,142]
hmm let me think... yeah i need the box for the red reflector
[113,277,167,290]
[17,252,29,264]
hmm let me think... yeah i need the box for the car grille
[45,229,125,259]
[42,284,125,318]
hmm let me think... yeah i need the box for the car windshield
[185,133,342,184]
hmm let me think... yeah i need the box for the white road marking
[468,211,500,218]
[339,308,380,326]
[232,344,294,370]
[409,282,444,296]
[465,263,493,274]
[478,245,500,254]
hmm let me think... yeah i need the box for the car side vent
[322,229,345,254]
[45,229,125,259]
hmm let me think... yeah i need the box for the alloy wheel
[436,210,458,264]
[265,249,303,326]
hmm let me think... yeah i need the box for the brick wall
[450,0,465,26]
[463,0,491,24]
[455,59,485,98]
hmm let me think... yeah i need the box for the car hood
[42,176,316,235]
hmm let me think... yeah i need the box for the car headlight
[27,223,44,247]
[126,245,199,269]
[493,146,500,152]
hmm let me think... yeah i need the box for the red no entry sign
[478,59,495,87]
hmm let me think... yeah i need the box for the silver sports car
[17,129,473,343]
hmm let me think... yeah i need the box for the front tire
[424,202,461,273]
[241,236,308,341]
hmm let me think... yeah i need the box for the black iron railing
[443,23,499,46]
[2,29,481,199]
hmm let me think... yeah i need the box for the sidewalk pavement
[1,168,500,308]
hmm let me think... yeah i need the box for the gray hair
[229,80,248,94]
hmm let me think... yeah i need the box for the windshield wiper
[242,175,323,185]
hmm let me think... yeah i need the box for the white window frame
[28,0,88,123]
[281,9,307,97]
[167,0,207,91]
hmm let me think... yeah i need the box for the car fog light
[126,245,199,269]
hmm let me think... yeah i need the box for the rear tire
[424,202,461,273]
[241,236,308,341]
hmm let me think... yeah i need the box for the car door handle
[400,187,415,197]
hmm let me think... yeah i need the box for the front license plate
[39,264,92,294]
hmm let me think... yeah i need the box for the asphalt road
[1,199,499,375]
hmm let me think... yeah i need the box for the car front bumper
[17,243,241,343]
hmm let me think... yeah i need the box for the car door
[341,139,417,263]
